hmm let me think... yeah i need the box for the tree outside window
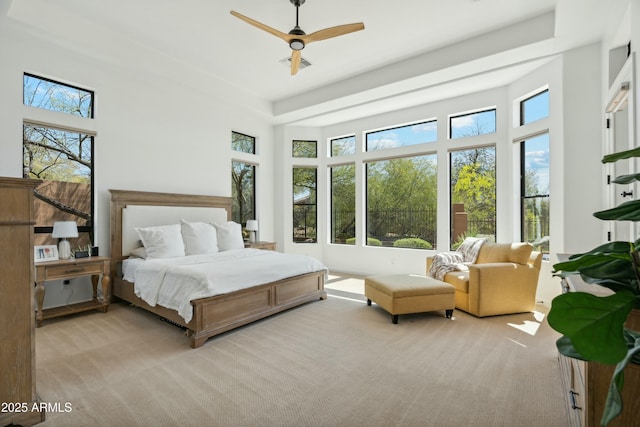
[293,167,317,243]
[232,160,255,225]
[450,147,496,248]
[330,164,355,244]
[366,155,437,249]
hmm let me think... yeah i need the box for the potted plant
[548,146,640,426]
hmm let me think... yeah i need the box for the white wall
[0,15,275,308]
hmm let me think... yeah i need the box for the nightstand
[245,241,276,251]
[34,256,111,326]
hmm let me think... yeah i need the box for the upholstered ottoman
[364,274,455,324]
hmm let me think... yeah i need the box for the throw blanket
[132,249,327,323]
[428,237,485,281]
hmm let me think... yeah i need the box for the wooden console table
[34,256,111,326]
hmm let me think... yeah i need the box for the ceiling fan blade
[230,10,290,42]
[290,50,302,76]
[303,22,365,44]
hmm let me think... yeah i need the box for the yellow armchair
[426,242,542,317]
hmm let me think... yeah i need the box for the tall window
[330,164,355,244]
[449,108,496,139]
[366,154,437,249]
[23,74,95,247]
[366,120,437,151]
[231,161,255,224]
[231,131,256,225]
[521,133,550,255]
[293,167,317,243]
[450,147,496,248]
[519,88,549,256]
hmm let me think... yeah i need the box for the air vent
[280,56,311,70]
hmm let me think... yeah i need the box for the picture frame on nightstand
[34,245,58,262]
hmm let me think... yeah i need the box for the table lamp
[52,221,78,259]
[245,220,258,243]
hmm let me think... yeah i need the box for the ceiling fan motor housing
[290,0,306,6]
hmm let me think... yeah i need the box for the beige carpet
[35,276,569,427]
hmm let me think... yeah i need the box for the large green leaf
[580,259,637,282]
[602,146,640,163]
[594,199,640,221]
[612,172,640,184]
[548,291,635,365]
[601,335,640,426]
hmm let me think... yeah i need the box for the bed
[109,189,327,348]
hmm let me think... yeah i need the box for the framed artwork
[34,245,59,262]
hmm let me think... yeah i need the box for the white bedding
[123,248,327,323]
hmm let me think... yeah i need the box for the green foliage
[345,237,382,246]
[393,238,432,249]
[549,146,640,425]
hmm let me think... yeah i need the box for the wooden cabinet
[0,177,44,426]
[559,270,640,426]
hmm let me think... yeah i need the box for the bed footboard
[113,270,326,348]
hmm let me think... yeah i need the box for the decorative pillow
[135,224,185,258]
[129,246,148,259]
[181,219,219,255]
[456,237,486,263]
[213,221,245,251]
[476,242,533,265]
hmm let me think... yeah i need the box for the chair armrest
[468,263,540,316]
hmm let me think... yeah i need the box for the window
[365,120,437,151]
[232,131,255,154]
[293,167,317,243]
[521,133,550,255]
[449,109,496,139]
[23,74,95,247]
[231,131,257,226]
[330,135,355,157]
[23,73,93,118]
[330,164,355,244]
[366,154,437,249]
[231,161,255,225]
[292,140,317,158]
[450,147,496,248]
[520,90,549,125]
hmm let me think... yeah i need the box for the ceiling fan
[230,0,365,76]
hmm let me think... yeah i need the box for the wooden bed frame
[109,189,327,348]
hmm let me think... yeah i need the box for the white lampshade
[52,221,79,238]
[52,221,78,259]
[245,220,258,243]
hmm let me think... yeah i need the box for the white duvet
[126,248,327,323]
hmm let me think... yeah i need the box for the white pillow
[135,224,185,258]
[181,219,219,255]
[213,221,245,251]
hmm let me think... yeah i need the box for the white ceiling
[4,0,630,126]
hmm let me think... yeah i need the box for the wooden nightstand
[245,241,276,251]
[34,256,111,327]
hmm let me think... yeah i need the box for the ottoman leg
[367,298,372,306]
[392,314,398,324]
[445,309,453,319]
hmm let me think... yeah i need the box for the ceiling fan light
[290,39,305,50]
